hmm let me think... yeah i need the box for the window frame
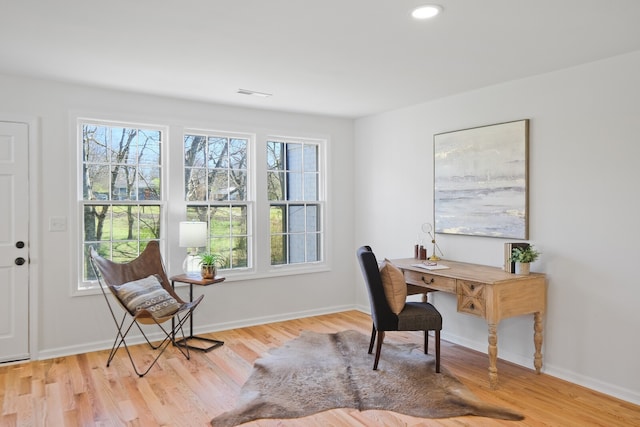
[266,135,327,270]
[75,117,168,293]
[183,129,254,274]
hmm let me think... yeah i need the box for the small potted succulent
[198,253,226,279]
[509,245,540,275]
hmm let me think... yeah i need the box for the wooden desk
[170,274,226,352]
[392,258,546,388]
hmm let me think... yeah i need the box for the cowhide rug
[211,330,523,426]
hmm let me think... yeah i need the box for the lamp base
[182,254,201,275]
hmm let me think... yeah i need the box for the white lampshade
[179,221,207,275]
[179,221,207,248]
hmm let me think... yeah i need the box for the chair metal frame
[89,241,204,377]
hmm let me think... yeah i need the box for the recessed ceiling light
[237,88,272,98]
[411,4,442,19]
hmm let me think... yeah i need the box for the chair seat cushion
[380,259,407,315]
[398,302,442,331]
[113,275,180,318]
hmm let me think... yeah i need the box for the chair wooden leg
[435,330,441,373]
[373,331,385,370]
[424,330,429,354]
[368,324,376,354]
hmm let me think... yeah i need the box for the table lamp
[179,221,207,275]
[422,222,443,261]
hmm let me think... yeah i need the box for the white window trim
[72,116,169,295]
[264,134,329,274]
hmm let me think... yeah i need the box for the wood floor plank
[1,310,639,426]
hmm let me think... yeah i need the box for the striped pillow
[113,275,180,318]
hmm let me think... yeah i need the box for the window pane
[306,233,320,262]
[83,126,109,163]
[84,165,110,200]
[108,127,138,165]
[112,205,138,240]
[111,165,136,200]
[229,170,247,201]
[289,234,305,263]
[271,234,286,265]
[231,236,248,268]
[184,135,206,168]
[288,205,305,233]
[229,138,248,169]
[83,205,111,242]
[208,137,229,168]
[209,170,230,201]
[304,172,318,201]
[267,171,285,201]
[139,205,161,239]
[231,206,247,234]
[270,205,286,234]
[137,130,161,165]
[267,141,284,170]
[138,166,160,200]
[186,205,208,223]
[286,143,303,171]
[306,205,319,232]
[185,168,207,201]
[304,145,318,172]
[287,172,303,200]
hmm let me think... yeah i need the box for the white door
[0,121,30,363]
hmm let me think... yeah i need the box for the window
[184,132,251,269]
[79,120,164,288]
[267,139,323,265]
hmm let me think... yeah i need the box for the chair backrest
[356,246,399,331]
[89,240,182,303]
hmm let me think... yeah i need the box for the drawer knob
[470,303,475,309]
[422,276,434,284]
[470,284,475,290]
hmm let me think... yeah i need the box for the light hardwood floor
[1,310,639,426]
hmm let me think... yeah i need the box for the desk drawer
[404,270,456,293]
[457,280,486,317]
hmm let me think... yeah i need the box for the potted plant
[198,253,225,279]
[509,245,540,275]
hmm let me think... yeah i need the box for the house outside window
[79,120,165,289]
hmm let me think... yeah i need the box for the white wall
[0,73,356,359]
[354,50,640,404]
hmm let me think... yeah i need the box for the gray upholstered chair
[356,245,442,372]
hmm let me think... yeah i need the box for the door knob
[15,257,26,266]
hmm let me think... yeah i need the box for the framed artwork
[434,119,529,239]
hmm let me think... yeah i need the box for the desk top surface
[391,258,545,285]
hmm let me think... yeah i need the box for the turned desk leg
[534,312,543,374]
[488,323,498,389]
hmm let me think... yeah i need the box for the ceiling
[2,0,640,118]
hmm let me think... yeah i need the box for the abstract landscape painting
[434,120,529,239]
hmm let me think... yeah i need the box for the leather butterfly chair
[89,241,204,377]
[356,245,442,372]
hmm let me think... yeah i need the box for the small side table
[170,273,226,352]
